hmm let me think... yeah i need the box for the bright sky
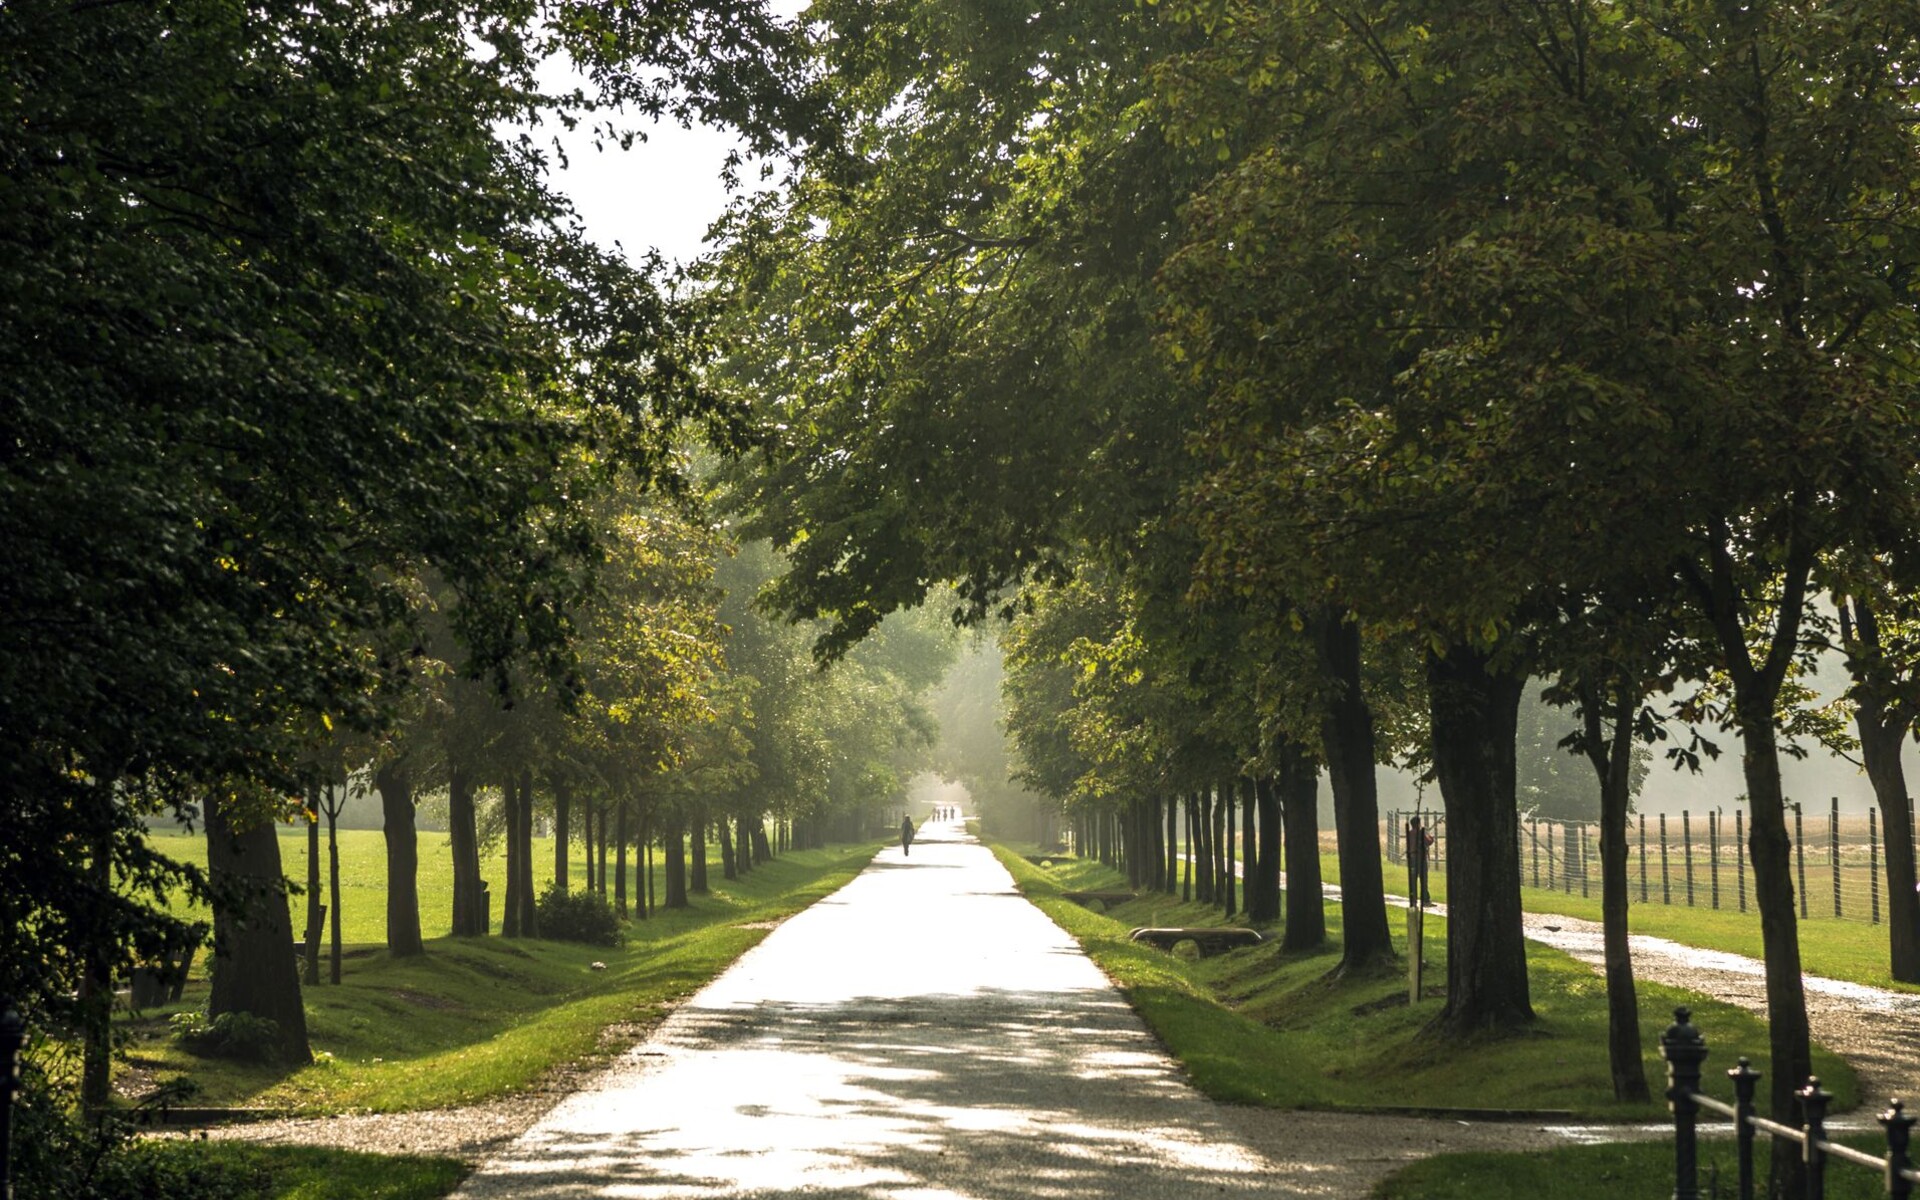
[544,113,746,268]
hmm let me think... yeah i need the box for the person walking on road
[901,814,916,857]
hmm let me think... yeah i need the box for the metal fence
[1662,1007,1917,1199]
[1385,798,1916,923]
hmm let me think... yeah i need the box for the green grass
[1375,1135,1892,1200]
[145,825,683,948]
[1348,851,1920,993]
[133,1142,468,1200]
[997,846,1856,1118]
[121,843,879,1113]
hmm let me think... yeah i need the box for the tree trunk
[691,812,710,894]
[665,817,689,909]
[752,821,772,864]
[1582,683,1650,1102]
[1248,776,1280,925]
[553,777,571,895]
[502,779,523,938]
[516,768,537,936]
[1845,595,1920,982]
[1427,642,1532,1032]
[615,801,629,917]
[206,798,311,1063]
[326,796,343,984]
[80,830,112,1112]
[1219,782,1237,917]
[304,793,321,984]
[1165,796,1180,895]
[720,815,738,880]
[375,761,424,957]
[449,768,486,935]
[596,804,610,894]
[1181,795,1194,901]
[1279,750,1327,950]
[1316,612,1396,972]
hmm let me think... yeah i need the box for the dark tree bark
[1195,791,1214,904]
[449,768,486,934]
[323,787,344,984]
[206,798,311,1063]
[375,760,425,957]
[516,769,537,936]
[737,814,754,874]
[502,778,524,937]
[553,777,571,894]
[80,830,111,1111]
[691,812,710,894]
[664,817,689,909]
[1315,612,1396,972]
[1165,796,1179,895]
[1219,782,1236,917]
[304,791,321,985]
[752,821,772,864]
[1578,682,1651,1103]
[1685,524,1815,1191]
[1278,749,1326,950]
[1841,597,1920,982]
[1427,642,1532,1033]
[1248,776,1281,925]
[719,815,738,879]
[1181,795,1194,901]
[596,803,610,894]
[614,801,630,917]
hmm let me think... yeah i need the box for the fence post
[1710,811,1720,910]
[1831,796,1842,919]
[1731,1057,1760,1200]
[1883,1098,1915,1200]
[1531,819,1540,888]
[1684,810,1695,907]
[0,1000,22,1200]
[1581,823,1591,898]
[1563,822,1574,894]
[1801,1077,1832,1200]
[1641,814,1649,902]
[1662,1007,1707,1200]
[1661,813,1672,905]
[1795,802,1808,920]
[1872,808,1881,926]
[1737,809,1747,913]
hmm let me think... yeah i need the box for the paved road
[451,821,1585,1199]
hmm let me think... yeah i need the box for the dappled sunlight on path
[454,820,1314,1198]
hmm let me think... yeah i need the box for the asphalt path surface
[451,821,1595,1199]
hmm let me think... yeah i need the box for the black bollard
[1662,1006,1707,1200]
[0,1001,23,1200]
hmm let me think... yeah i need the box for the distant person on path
[901,815,916,856]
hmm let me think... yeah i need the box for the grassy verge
[1376,1135,1889,1200]
[996,845,1856,1118]
[121,843,879,1113]
[1349,852,1920,993]
[128,1142,468,1200]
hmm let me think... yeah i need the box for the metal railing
[1386,798,1914,925]
[1661,1006,1918,1199]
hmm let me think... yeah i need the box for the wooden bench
[1129,927,1265,957]
[1060,890,1137,911]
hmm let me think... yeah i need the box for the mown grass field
[145,825,681,948]
[119,1142,468,1200]
[119,841,881,1114]
[997,846,1857,1119]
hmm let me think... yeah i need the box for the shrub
[168,1010,282,1061]
[535,884,622,947]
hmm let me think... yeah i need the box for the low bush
[169,1010,282,1061]
[535,884,622,946]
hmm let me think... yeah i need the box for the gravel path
[202,826,1918,1194]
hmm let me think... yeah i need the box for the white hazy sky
[543,111,747,267]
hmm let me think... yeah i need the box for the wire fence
[1384,798,1916,924]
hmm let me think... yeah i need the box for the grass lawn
[127,1142,468,1200]
[1340,851,1920,993]
[118,842,879,1113]
[997,846,1857,1119]
[145,825,686,947]
[1375,1134,1892,1200]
